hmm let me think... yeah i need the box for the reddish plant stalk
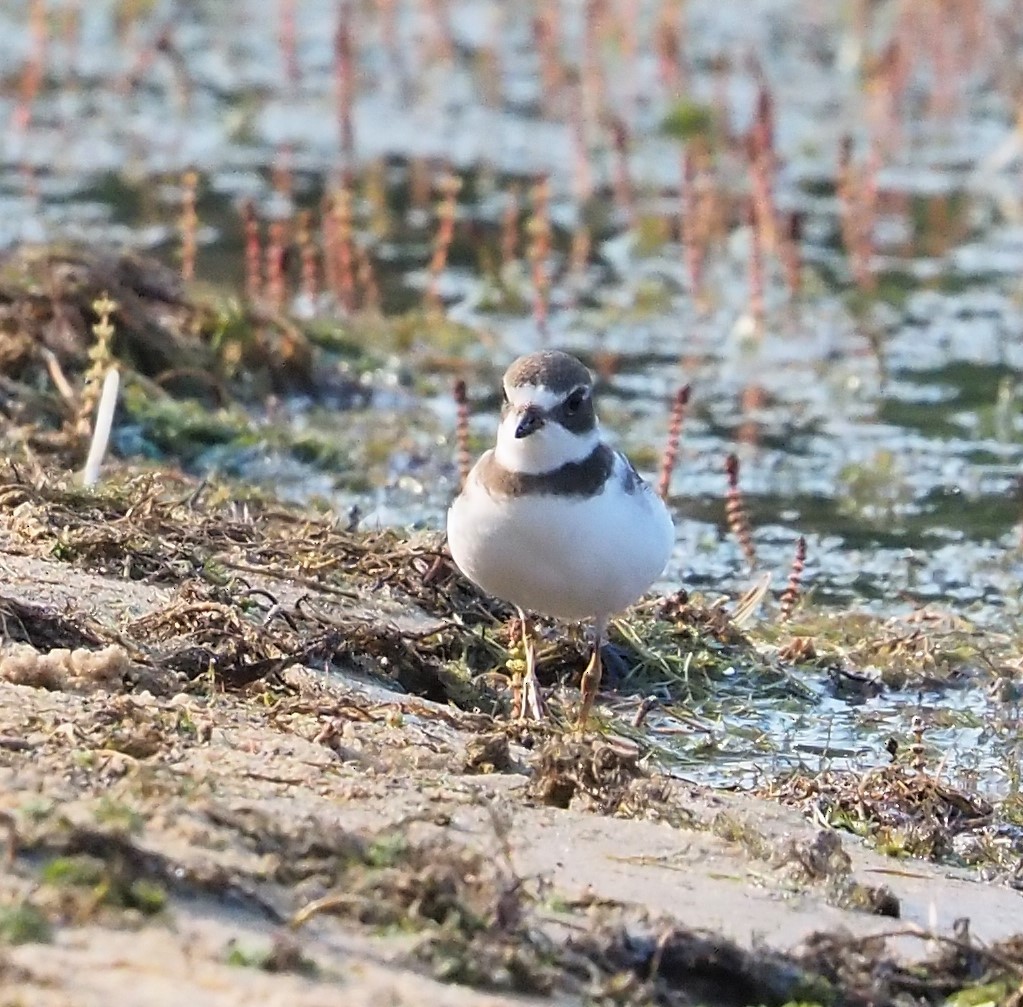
[14,0,47,132]
[747,200,766,337]
[477,42,501,108]
[747,86,778,256]
[297,209,319,305]
[528,176,551,338]
[279,0,300,87]
[321,194,340,301]
[581,0,604,136]
[836,135,855,257]
[610,116,634,227]
[356,242,380,314]
[837,137,878,295]
[780,210,804,302]
[377,0,399,69]
[364,157,391,241]
[657,384,691,500]
[61,0,82,78]
[180,169,199,282]
[533,8,563,117]
[862,147,881,237]
[752,84,775,169]
[241,200,263,301]
[725,453,757,568]
[568,222,592,294]
[567,73,594,298]
[334,2,356,173]
[570,74,594,219]
[500,185,519,272]
[655,2,684,95]
[855,176,878,294]
[423,0,455,63]
[926,0,956,119]
[779,535,807,622]
[426,172,461,314]
[265,218,288,312]
[272,143,294,204]
[868,39,907,155]
[409,157,431,215]
[617,0,639,122]
[680,149,706,301]
[453,378,471,489]
[333,188,357,313]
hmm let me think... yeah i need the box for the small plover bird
[447,350,675,726]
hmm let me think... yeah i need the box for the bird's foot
[509,651,544,722]
[599,642,632,689]
[520,663,545,721]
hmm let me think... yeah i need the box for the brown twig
[657,385,691,500]
[453,378,471,489]
[725,453,756,568]
[778,535,806,622]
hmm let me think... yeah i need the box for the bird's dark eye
[564,388,586,415]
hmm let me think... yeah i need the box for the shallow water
[3,0,1023,790]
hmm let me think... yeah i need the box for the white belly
[447,459,674,621]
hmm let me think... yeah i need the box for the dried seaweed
[0,244,314,400]
[763,763,994,861]
[0,592,112,652]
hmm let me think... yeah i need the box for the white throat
[494,413,600,474]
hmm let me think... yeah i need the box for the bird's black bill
[514,407,545,439]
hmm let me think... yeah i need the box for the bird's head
[494,351,600,474]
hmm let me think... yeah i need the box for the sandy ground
[1,548,1021,1006]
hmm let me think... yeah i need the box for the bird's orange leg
[576,617,606,729]
[514,610,544,721]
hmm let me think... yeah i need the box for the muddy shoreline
[0,466,1021,1006]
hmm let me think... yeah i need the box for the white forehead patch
[504,383,566,411]
[505,382,591,411]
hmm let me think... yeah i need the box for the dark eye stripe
[558,390,595,434]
